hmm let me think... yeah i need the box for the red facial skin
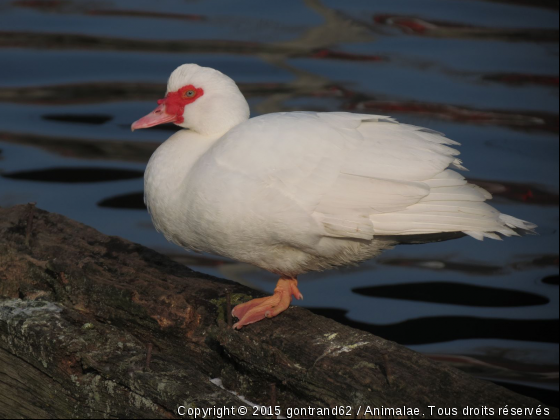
[131,84,204,130]
[158,84,204,124]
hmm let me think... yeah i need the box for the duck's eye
[185,90,196,98]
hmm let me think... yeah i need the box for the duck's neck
[144,130,219,216]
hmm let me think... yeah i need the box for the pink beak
[131,103,177,131]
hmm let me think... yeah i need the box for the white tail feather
[371,170,537,240]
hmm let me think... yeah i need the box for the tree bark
[0,204,556,419]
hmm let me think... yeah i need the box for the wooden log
[0,204,556,419]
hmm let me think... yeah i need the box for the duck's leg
[232,277,303,329]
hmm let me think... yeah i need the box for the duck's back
[175,112,534,274]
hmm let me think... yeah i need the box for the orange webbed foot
[232,277,303,329]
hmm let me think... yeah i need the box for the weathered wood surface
[0,204,556,419]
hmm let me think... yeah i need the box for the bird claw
[232,278,302,329]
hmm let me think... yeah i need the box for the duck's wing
[310,112,461,240]
[211,112,535,243]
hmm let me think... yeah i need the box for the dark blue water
[0,0,558,405]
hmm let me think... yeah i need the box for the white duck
[132,64,536,329]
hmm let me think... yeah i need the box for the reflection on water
[353,282,549,307]
[0,0,558,406]
[2,167,143,182]
[373,13,559,42]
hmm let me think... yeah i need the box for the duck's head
[131,64,249,136]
